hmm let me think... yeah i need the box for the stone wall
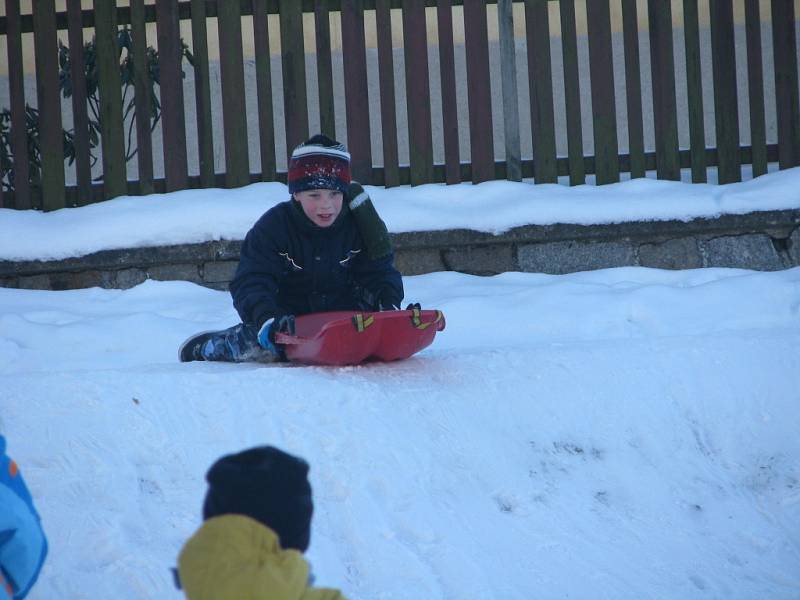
[2,209,798,291]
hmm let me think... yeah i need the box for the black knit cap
[202,446,314,552]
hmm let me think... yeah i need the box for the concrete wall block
[702,234,784,271]
[0,277,19,288]
[115,268,148,289]
[394,248,445,275]
[147,264,203,283]
[788,227,800,266]
[16,274,52,289]
[203,261,239,283]
[518,240,636,274]
[442,245,516,275]
[638,237,702,270]
[48,270,113,291]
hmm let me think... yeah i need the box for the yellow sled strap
[411,309,443,330]
[352,313,375,333]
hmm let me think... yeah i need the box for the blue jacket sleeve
[0,436,48,600]
[229,212,287,327]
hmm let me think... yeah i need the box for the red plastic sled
[274,309,446,366]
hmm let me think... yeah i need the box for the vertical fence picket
[33,0,66,210]
[253,0,276,181]
[559,0,584,185]
[314,0,336,140]
[94,0,127,200]
[6,0,31,209]
[647,0,680,181]
[771,0,800,168]
[280,0,309,158]
[709,0,741,182]
[498,0,521,181]
[67,0,93,203]
[586,0,619,183]
[525,0,557,183]
[217,0,250,187]
[621,0,645,179]
[376,0,400,187]
[436,0,461,185]
[155,0,188,191]
[130,0,155,195]
[402,0,434,184]
[744,0,767,177]
[190,0,215,188]
[683,0,707,182]
[341,0,372,183]
[463,0,494,183]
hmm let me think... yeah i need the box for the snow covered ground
[1,170,800,599]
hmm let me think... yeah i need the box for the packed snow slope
[2,267,799,599]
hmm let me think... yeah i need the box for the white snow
[1,170,799,599]
[1,166,799,261]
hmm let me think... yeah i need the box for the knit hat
[288,134,352,195]
[202,446,314,552]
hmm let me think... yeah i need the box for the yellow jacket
[178,514,346,600]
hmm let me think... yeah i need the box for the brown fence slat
[33,0,66,210]
[586,0,619,183]
[403,0,434,184]
[647,0,680,181]
[621,0,645,179]
[155,0,189,191]
[280,0,309,158]
[253,0,276,181]
[341,0,373,183]
[6,0,31,209]
[130,0,155,196]
[67,0,93,204]
[190,0,215,187]
[498,0,520,181]
[314,0,336,140]
[525,0,557,183]
[217,0,250,187]
[558,0,584,185]
[744,0,767,177]
[94,0,127,200]
[437,0,461,185]
[771,0,800,168]
[682,0,707,182]
[709,0,741,182]
[375,0,399,187]
[463,0,494,183]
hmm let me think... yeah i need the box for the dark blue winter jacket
[230,200,403,327]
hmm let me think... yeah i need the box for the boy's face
[294,189,343,228]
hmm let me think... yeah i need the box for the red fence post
[463,0,494,183]
[341,0,373,184]
[5,0,31,209]
[155,0,189,192]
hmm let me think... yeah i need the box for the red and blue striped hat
[288,134,351,194]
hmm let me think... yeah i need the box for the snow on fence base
[1,209,799,291]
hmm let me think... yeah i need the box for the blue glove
[257,315,296,352]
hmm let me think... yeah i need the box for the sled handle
[274,333,310,345]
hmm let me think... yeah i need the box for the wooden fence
[1,0,799,211]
